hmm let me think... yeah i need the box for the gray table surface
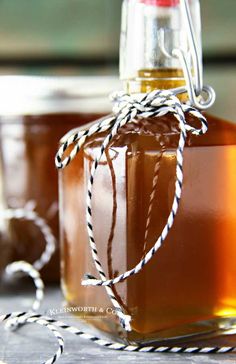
[0,280,236,364]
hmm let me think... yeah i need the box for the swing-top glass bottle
[59,0,236,345]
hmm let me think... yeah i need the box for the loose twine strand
[0,206,56,271]
[1,90,236,364]
[1,206,56,330]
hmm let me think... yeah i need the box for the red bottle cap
[140,0,179,7]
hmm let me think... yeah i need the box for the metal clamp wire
[173,48,216,110]
[159,0,216,110]
[180,0,203,96]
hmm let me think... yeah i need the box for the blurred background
[0,0,235,119]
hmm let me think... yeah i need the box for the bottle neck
[120,0,202,95]
[125,68,186,94]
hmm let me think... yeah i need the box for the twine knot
[110,90,208,136]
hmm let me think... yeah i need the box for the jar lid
[0,76,121,115]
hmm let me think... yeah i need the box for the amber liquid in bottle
[60,71,236,343]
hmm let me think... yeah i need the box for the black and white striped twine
[1,205,56,330]
[0,206,56,271]
[1,90,236,363]
[1,310,235,364]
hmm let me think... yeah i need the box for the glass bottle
[0,76,118,282]
[59,0,236,344]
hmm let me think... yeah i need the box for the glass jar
[0,75,119,282]
[59,0,236,348]
[59,110,236,344]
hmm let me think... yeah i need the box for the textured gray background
[0,282,236,364]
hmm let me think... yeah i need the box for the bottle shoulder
[83,113,236,151]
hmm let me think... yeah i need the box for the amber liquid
[60,72,236,343]
[0,112,104,282]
